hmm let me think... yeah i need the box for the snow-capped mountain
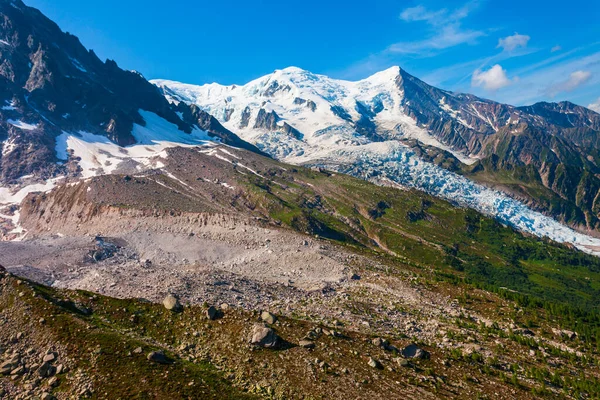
[153,67,600,253]
[153,66,478,164]
[153,66,600,164]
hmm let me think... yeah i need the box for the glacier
[290,141,600,255]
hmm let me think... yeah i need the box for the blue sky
[25,0,600,110]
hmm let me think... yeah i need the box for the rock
[372,337,389,349]
[260,311,277,325]
[40,393,55,400]
[38,362,55,378]
[8,353,20,364]
[299,340,315,349]
[48,376,58,387]
[10,366,25,375]
[250,324,279,348]
[394,358,411,367]
[133,347,143,354]
[163,294,182,312]
[349,273,361,280]
[368,357,382,369]
[1,361,13,375]
[401,344,429,359]
[206,306,219,320]
[147,351,170,364]
[305,330,318,340]
[552,328,577,340]
[55,364,65,374]
[42,353,56,363]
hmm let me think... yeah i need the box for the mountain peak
[363,66,402,84]
[276,66,308,74]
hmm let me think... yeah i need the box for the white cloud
[389,25,484,54]
[497,33,530,52]
[400,5,446,23]
[393,2,484,55]
[496,51,600,105]
[547,70,592,96]
[588,97,600,113]
[551,45,562,53]
[471,64,515,91]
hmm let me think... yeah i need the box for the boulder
[372,337,398,352]
[163,295,182,312]
[552,328,577,340]
[260,311,277,325]
[401,344,429,359]
[133,347,143,354]
[37,362,54,377]
[206,306,219,320]
[0,361,13,375]
[250,324,279,348]
[372,337,389,348]
[349,273,361,280]
[42,353,56,363]
[10,366,25,375]
[394,357,411,367]
[147,351,170,364]
[367,357,382,369]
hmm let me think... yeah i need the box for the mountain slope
[0,0,261,185]
[3,143,600,398]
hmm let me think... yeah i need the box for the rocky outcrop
[254,109,279,130]
[239,106,251,129]
[262,80,291,97]
[174,103,266,156]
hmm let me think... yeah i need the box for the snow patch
[7,119,38,131]
[55,110,218,179]
[0,179,62,205]
[2,100,16,111]
[69,57,87,73]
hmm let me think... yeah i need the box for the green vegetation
[240,163,600,343]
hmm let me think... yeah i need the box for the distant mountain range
[153,66,600,232]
